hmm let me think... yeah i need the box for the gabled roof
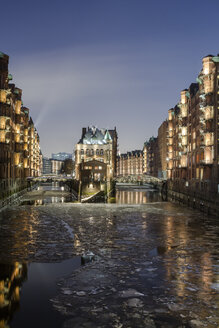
[79,126,114,145]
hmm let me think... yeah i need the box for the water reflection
[155,215,219,322]
[37,182,65,191]
[0,185,218,326]
[21,182,73,206]
[0,262,27,328]
[20,197,72,206]
[116,188,160,204]
[0,258,81,328]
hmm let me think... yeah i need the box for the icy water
[0,183,218,328]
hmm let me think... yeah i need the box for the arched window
[90,149,94,156]
[81,149,84,155]
[100,149,104,155]
[86,149,89,155]
[96,149,99,155]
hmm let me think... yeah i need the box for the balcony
[181,127,187,136]
[200,159,213,165]
[0,90,7,103]
[203,79,214,94]
[204,133,214,146]
[205,106,214,120]
[182,136,187,146]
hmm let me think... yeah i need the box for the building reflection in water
[161,216,217,316]
[21,197,69,206]
[116,189,160,204]
[0,262,27,328]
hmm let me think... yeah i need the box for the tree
[63,159,74,175]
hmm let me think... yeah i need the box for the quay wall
[0,180,38,209]
[0,178,38,201]
[162,180,219,216]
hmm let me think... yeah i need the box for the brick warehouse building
[143,137,159,177]
[117,150,143,177]
[0,52,41,197]
[166,54,219,197]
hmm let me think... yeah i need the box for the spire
[104,130,112,142]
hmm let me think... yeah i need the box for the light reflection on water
[37,182,64,191]
[20,197,71,205]
[116,188,161,204]
[0,262,27,327]
[0,258,81,328]
[160,216,217,301]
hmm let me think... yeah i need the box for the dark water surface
[0,258,81,328]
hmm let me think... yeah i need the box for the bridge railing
[115,174,163,184]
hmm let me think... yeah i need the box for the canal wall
[162,181,219,217]
[0,181,38,209]
[0,178,30,200]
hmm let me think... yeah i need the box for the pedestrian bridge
[27,175,73,182]
[115,174,163,186]
[28,174,164,188]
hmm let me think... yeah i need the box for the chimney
[82,127,86,138]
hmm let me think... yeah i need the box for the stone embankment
[161,181,219,216]
[0,183,38,209]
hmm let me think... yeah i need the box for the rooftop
[79,126,112,145]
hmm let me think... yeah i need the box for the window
[100,149,104,155]
[96,149,99,155]
[81,149,84,155]
[90,149,94,156]
[86,149,89,155]
[95,166,102,170]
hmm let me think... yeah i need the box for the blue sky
[1,0,219,156]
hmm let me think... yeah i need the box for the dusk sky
[1,0,219,157]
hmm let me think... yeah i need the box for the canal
[0,182,218,327]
